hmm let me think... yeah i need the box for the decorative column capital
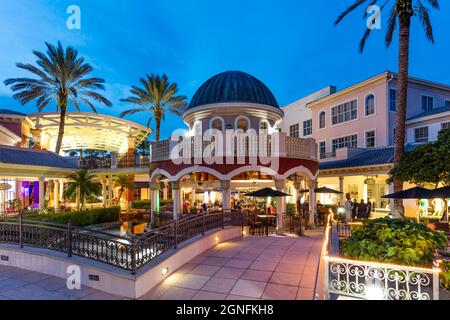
[220,180,231,190]
[171,181,180,190]
[149,182,160,191]
[308,179,317,189]
[274,179,286,191]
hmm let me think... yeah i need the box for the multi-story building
[281,71,450,217]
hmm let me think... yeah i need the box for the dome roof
[188,71,279,109]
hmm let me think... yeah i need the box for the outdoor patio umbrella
[300,187,343,194]
[245,188,292,236]
[381,186,435,199]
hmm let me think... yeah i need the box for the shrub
[130,199,174,209]
[286,203,296,215]
[342,218,447,267]
[440,261,450,291]
[23,207,121,227]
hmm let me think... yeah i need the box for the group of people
[344,195,374,222]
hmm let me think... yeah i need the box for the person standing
[351,198,358,219]
[357,199,368,219]
[344,194,352,222]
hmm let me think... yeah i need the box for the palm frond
[335,0,370,25]
[416,1,435,43]
[385,6,398,47]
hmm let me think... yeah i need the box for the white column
[38,176,45,212]
[308,179,317,228]
[108,175,113,208]
[53,179,59,210]
[163,183,169,200]
[221,180,231,211]
[171,181,180,220]
[388,183,394,211]
[59,181,64,202]
[101,179,107,208]
[339,176,344,205]
[275,179,286,234]
[149,182,160,225]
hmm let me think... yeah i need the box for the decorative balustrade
[150,133,318,162]
[79,154,150,170]
[323,215,441,300]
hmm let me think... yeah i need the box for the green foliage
[389,128,450,186]
[342,218,447,267]
[23,207,120,227]
[64,169,101,211]
[130,199,173,209]
[440,261,450,291]
[286,203,296,215]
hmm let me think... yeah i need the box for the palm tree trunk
[393,15,411,217]
[155,119,161,143]
[117,189,123,207]
[76,186,80,211]
[55,105,67,154]
[82,194,86,211]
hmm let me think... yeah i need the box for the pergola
[28,112,151,153]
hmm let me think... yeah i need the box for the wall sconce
[161,267,169,276]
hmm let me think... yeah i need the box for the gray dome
[188,71,279,109]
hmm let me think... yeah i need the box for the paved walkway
[0,265,124,300]
[141,230,323,300]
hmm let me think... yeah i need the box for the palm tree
[114,176,136,207]
[120,74,187,142]
[4,42,112,154]
[136,138,151,156]
[64,169,101,211]
[335,0,440,216]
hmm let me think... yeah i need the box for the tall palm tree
[136,138,151,156]
[4,42,112,154]
[114,176,136,207]
[64,169,101,211]
[120,74,187,142]
[335,0,440,216]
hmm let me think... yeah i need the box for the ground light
[161,267,169,276]
[215,236,219,242]
[365,270,384,300]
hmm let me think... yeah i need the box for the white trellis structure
[28,112,150,153]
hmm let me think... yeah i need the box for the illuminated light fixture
[161,267,169,276]
[337,207,345,215]
[242,230,247,236]
[215,236,219,242]
[365,270,384,300]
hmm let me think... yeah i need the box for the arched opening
[319,111,326,129]
[235,116,250,131]
[365,94,375,116]
[210,117,225,131]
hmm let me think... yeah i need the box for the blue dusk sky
[0,0,449,140]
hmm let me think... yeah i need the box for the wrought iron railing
[323,215,441,300]
[79,154,150,170]
[0,211,242,274]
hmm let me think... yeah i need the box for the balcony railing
[150,133,318,162]
[323,215,441,300]
[79,154,150,170]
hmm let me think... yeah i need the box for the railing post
[130,236,137,275]
[202,214,205,236]
[432,266,440,300]
[174,220,178,249]
[19,213,23,249]
[221,211,225,229]
[67,220,73,258]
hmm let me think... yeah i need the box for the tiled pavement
[0,265,124,300]
[141,229,323,300]
[0,230,323,300]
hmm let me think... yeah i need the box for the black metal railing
[0,211,242,274]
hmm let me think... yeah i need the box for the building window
[441,122,450,130]
[260,121,269,131]
[319,111,326,129]
[445,100,450,108]
[332,134,358,151]
[289,124,299,138]
[365,94,375,116]
[365,130,376,148]
[421,96,434,111]
[414,127,429,143]
[236,117,249,131]
[319,141,326,157]
[389,89,397,112]
[331,100,357,125]
[134,188,142,200]
[303,119,312,136]
[211,118,224,131]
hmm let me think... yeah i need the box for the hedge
[23,207,121,227]
[131,199,173,209]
